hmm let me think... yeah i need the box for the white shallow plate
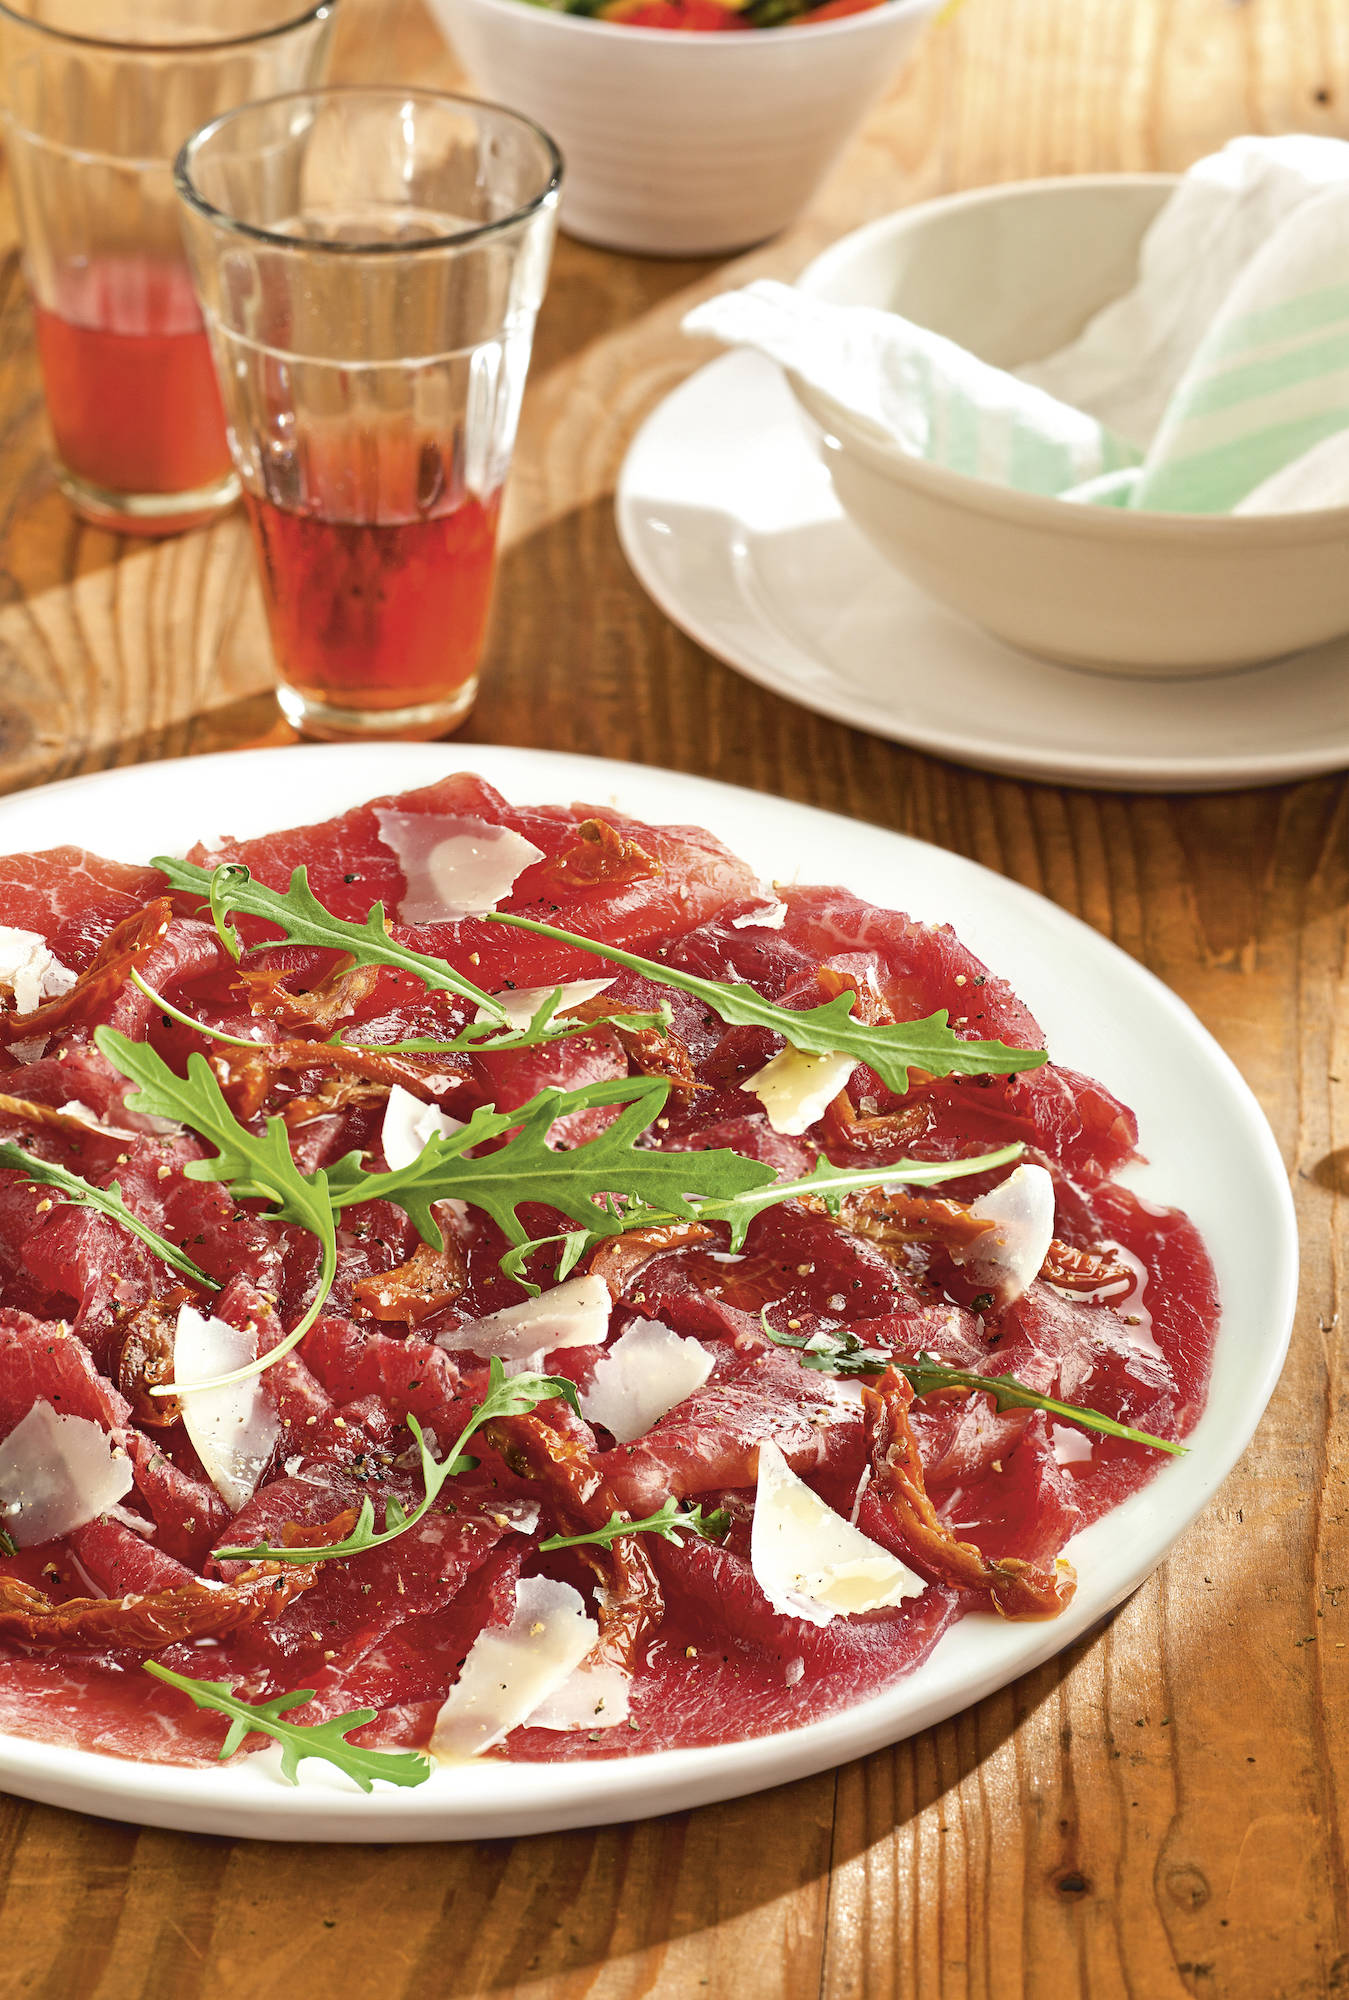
[0,743,1296,1841]
[617,351,1349,792]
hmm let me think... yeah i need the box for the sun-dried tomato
[0,1559,316,1650]
[352,1240,468,1325]
[821,1087,932,1156]
[1042,1240,1134,1295]
[616,1020,701,1098]
[116,1289,191,1427]
[0,1095,134,1146]
[864,1369,1075,1621]
[535,818,662,891]
[825,1185,990,1256]
[484,1407,663,1673]
[568,992,701,1100]
[212,1041,461,1123]
[277,1507,359,1550]
[237,958,382,1034]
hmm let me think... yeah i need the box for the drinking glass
[174,88,561,741]
[0,1,337,535]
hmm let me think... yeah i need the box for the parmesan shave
[579,1318,712,1444]
[750,1441,925,1626]
[0,1402,134,1546]
[0,926,77,1016]
[374,810,544,922]
[174,1306,281,1511]
[431,1575,597,1759]
[742,1045,856,1135]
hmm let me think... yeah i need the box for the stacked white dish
[619,172,1349,787]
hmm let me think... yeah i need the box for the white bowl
[790,177,1349,677]
[428,0,939,257]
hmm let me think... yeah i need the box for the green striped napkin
[686,138,1349,517]
[1129,189,1349,510]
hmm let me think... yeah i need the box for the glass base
[55,463,240,537]
[277,676,479,742]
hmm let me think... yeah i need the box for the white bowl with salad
[429,0,941,256]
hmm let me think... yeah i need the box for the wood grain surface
[0,2,1345,1996]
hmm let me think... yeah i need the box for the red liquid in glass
[242,428,502,721]
[32,257,232,499]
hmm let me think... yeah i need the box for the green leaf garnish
[539,1497,731,1550]
[761,1319,1185,1455]
[499,1141,1025,1283]
[142,1661,432,1791]
[0,1142,217,1291]
[693,1143,1025,1248]
[217,1357,579,1565]
[153,857,512,1023]
[0,1526,17,1558]
[93,1028,340,1392]
[163,860,679,1057]
[338,1074,777,1269]
[160,860,1047,1087]
[94,1029,341,1228]
[900,1351,1186,1453]
[485,909,1048,1094]
[759,1316,892,1376]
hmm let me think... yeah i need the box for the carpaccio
[0,772,1218,1774]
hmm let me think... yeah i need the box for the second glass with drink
[176,88,562,740]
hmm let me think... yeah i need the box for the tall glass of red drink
[175,89,561,740]
[0,2,336,535]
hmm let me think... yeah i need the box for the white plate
[616,351,1349,792]
[0,743,1296,1841]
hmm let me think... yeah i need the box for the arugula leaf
[500,1141,1025,1282]
[95,1028,341,1222]
[0,1526,17,1559]
[485,910,1048,1094]
[94,1028,340,1393]
[694,1143,1025,1248]
[761,1320,1185,1455]
[759,1318,892,1376]
[0,1142,217,1291]
[162,861,680,1058]
[539,1497,731,1550]
[162,860,1047,1088]
[901,1352,1186,1454]
[217,1358,580,1565]
[142,1661,432,1791]
[153,857,512,1023]
[339,1073,777,1262]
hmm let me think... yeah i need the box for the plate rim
[615,350,1349,792]
[0,742,1299,1840]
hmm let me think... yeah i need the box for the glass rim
[0,0,335,56]
[173,85,564,259]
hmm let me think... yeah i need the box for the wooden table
[0,2,1344,1994]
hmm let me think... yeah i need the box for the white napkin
[684,136,1349,516]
